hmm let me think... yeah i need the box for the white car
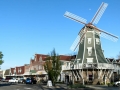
[8,78,18,83]
[114,81,120,86]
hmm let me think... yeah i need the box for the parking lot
[0,81,120,90]
[0,82,43,90]
[0,81,66,90]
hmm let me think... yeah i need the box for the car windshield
[26,78,31,80]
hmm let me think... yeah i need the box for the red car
[1,78,12,82]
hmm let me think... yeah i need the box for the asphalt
[40,83,120,90]
[0,82,120,90]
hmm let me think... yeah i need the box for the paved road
[86,85,120,90]
[0,82,65,90]
[0,82,120,90]
[0,83,42,90]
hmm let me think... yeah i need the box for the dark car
[18,78,26,84]
[1,78,5,82]
[1,78,12,82]
[0,77,3,81]
[25,78,37,84]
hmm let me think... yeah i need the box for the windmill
[63,2,118,84]
[64,2,118,64]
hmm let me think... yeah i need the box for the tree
[0,51,4,65]
[44,49,61,86]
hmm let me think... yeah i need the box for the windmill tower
[63,2,118,84]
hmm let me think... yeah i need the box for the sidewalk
[39,83,120,90]
[39,83,67,90]
[39,83,95,90]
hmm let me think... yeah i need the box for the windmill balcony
[113,69,118,72]
[62,64,83,70]
[97,63,114,69]
[113,67,120,72]
[62,63,114,70]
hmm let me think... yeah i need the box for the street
[0,82,65,90]
[0,82,120,90]
[0,82,42,90]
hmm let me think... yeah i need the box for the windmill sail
[94,28,118,42]
[70,27,87,51]
[70,35,80,51]
[64,11,87,25]
[91,2,108,24]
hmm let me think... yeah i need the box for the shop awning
[36,70,47,75]
[30,70,37,75]
[23,72,32,75]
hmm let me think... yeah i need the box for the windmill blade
[100,33,118,42]
[64,11,87,25]
[70,27,88,51]
[94,28,119,42]
[70,35,80,51]
[91,2,108,24]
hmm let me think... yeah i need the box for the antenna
[91,2,108,24]
[64,11,87,25]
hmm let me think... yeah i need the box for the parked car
[0,77,3,81]
[1,78,12,82]
[114,81,120,86]
[25,77,37,84]
[1,78,6,82]
[8,78,18,83]
[18,78,26,84]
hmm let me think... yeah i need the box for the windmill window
[76,58,80,63]
[77,58,80,60]
[77,60,79,63]
[96,38,100,45]
[88,38,92,44]
[87,47,92,56]
[86,58,93,63]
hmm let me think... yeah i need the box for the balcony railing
[62,63,114,70]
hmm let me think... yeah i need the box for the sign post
[47,80,52,87]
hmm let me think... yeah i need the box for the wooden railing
[62,63,114,70]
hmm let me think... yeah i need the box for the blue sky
[0,0,120,70]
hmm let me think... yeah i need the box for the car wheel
[117,83,120,86]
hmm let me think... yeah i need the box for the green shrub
[101,82,105,85]
[107,83,114,86]
[74,81,80,83]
